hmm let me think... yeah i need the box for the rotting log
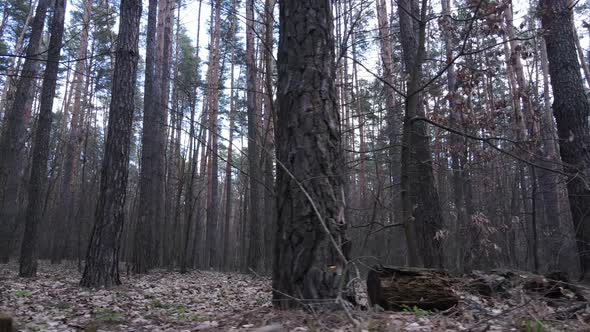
[367,266,459,311]
[0,313,13,332]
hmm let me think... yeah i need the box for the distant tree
[80,0,142,287]
[273,0,348,309]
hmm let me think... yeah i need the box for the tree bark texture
[80,0,142,287]
[19,0,67,277]
[134,0,160,274]
[0,0,49,263]
[273,0,348,309]
[398,0,445,268]
[541,0,590,279]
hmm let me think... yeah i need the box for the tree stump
[367,266,459,311]
[0,313,13,332]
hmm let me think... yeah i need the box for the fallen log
[367,266,459,311]
[0,313,13,332]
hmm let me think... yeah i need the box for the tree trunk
[205,0,221,269]
[222,0,238,272]
[51,0,93,264]
[273,0,348,309]
[19,0,67,277]
[180,0,203,274]
[262,0,276,272]
[0,0,49,263]
[398,0,445,268]
[246,0,262,273]
[80,0,142,287]
[133,0,160,274]
[541,0,590,279]
[375,0,401,232]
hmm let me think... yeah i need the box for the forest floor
[1,261,589,331]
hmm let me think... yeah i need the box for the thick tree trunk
[541,0,590,279]
[80,0,142,288]
[0,0,49,263]
[19,0,67,277]
[537,38,567,271]
[398,0,445,268]
[273,0,348,309]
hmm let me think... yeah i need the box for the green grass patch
[14,290,31,298]
[94,308,122,323]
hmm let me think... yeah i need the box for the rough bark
[133,0,160,274]
[537,38,566,271]
[541,0,590,279]
[398,0,445,268]
[19,0,67,277]
[79,0,142,288]
[0,0,49,263]
[273,0,348,309]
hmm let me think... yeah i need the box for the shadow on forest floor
[1,261,589,331]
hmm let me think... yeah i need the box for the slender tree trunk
[180,0,202,274]
[134,0,160,274]
[50,0,93,264]
[205,0,222,269]
[0,0,36,115]
[262,0,276,272]
[80,0,142,287]
[222,0,238,271]
[19,0,67,277]
[0,0,49,263]
[246,0,262,272]
[376,0,401,229]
